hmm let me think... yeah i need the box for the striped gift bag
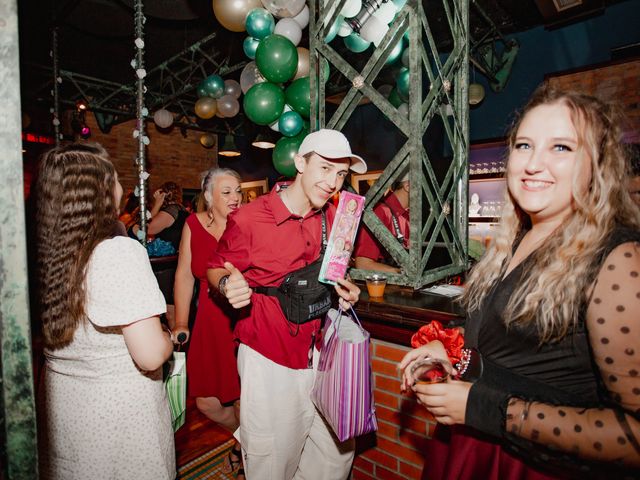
[164,351,186,432]
[311,308,378,442]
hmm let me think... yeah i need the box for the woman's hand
[412,379,471,425]
[153,189,167,205]
[397,340,448,392]
[172,325,190,345]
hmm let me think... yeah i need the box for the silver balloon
[274,18,302,45]
[224,79,242,99]
[260,0,306,18]
[153,108,173,128]
[398,103,409,117]
[291,4,309,28]
[240,61,266,94]
[217,94,241,117]
[377,84,393,98]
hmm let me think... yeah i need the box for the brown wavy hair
[462,84,640,342]
[159,181,182,206]
[36,143,119,349]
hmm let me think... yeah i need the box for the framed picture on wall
[241,178,269,204]
[350,170,383,195]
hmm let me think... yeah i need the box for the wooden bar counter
[353,282,465,346]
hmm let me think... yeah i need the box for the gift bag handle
[333,305,365,334]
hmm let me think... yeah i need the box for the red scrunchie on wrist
[411,320,465,365]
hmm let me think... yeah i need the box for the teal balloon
[285,77,310,118]
[278,110,303,137]
[272,133,305,177]
[396,67,410,101]
[393,0,408,11]
[196,81,208,98]
[243,37,261,59]
[245,8,274,40]
[255,34,299,83]
[203,74,225,99]
[385,39,404,65]
[388,88,403,108]
[243,82,285,125]
[344,33,370,53]
[324,19,340,44]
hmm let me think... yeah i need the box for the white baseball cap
[298,129,367,174]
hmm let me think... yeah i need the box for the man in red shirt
[207,129,365,479]
[354,173,410,273]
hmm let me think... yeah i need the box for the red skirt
[422,425,569,480]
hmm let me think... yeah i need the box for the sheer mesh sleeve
[505,241,640,467]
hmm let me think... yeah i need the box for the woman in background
[36,143,175,479]
[400,85,640,478]
[173,168,244,477]
[148,181,189,251]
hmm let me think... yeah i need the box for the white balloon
[359,16,388,46]
[373,1,397,25]
[398,103,409,117]
[217,94,241,117]
[261,0,305,18]
[274,18,302,45]
[239,61,266,94]
[337,19,352,37]
[291,4,309,28]
[153,109,173,128]
[224,79,242,99]
[340,0,361,18]
[270,104,292,131]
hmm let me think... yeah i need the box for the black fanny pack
[254,211,332,329]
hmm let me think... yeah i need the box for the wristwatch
[218,275,230,296]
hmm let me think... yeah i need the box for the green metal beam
[0,0,39,478]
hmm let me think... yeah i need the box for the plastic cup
[366,275,387,298]
[410,357,452,384]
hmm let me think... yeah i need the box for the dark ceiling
[17,0,625,123]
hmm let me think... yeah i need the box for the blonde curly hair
[461,84,640,342]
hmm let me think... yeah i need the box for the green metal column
[309,0,470,289]
[0,0,39,478]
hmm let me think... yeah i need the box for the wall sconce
[218,133,241,157]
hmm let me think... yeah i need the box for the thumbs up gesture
[223,262,252,309]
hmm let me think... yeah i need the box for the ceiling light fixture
[218,133,241,157]
[252,132,275,149]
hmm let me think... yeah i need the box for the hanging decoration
[212,0,262,32]
[153,108,174,128]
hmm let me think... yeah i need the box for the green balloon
[243,82,285,125]
[245,8,274,40]
[255,34,299,83]
[285,77,310,118]
[203,74,225,99]
[344,33,370,53]
[388,88,403,108]
[321,58,330,84]
[396,67,410,101]
[196,81,208,98]
[278,110,303,137]
[243,37,261,59]
[324,18,340,44]
[273,133,305,177]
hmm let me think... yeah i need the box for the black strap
[255,209,327,294]
[385,202,404,243]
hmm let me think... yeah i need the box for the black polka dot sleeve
[505,242,640,467]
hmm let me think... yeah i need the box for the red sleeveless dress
[185,213,240,403]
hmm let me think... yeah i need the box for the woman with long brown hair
[399,85,640,478]
[36,143,175,479]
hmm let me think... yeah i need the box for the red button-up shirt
[208,184,336,369]
[354,192,410,261]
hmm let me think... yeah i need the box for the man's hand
[224,262,252,309]
[334,277,360,310]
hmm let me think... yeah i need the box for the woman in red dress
[173,168,244,475]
